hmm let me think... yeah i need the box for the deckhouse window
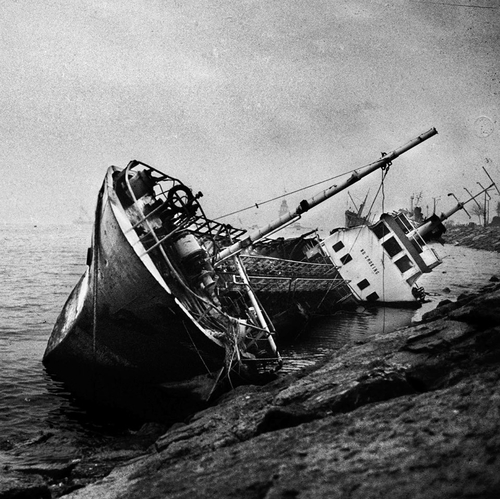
[357,279,370,290]
[382,237,403,257]
[340,254,353,265]
[366,292,379,301]
[395,255,413,273]
[371,221,389,239]
[332,241,345,252]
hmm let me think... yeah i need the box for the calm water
[281,242,500,369]
[1,225,95,449]
[1,223,499,456]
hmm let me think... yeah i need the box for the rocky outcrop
[4,283,500,499]
[444,224,500,252]
[0,423,168,499]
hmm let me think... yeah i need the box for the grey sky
[2,0,499,228]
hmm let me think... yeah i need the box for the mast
[347,192,359,213]
[414,173,500,239]
[217,128,438,261]
[358,190,369,216]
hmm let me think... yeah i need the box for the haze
[2,0,499,230]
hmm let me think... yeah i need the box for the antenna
[482,167,500,196]
[448,192,470,218]
[416,170,499,239]
[464,187,483,211]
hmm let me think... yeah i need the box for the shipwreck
[43,161,281,420]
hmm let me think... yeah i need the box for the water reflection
[279,306,415,372]
[280,243,500,373]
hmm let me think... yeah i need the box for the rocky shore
[444,223,500,252]
[3,274,500,498]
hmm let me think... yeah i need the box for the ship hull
[43,169,241,420]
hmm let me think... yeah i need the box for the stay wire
[345,166,390,256]
[214,165,374,221]
[381,167,387,335]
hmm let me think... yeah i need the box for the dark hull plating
[43,176,231,419]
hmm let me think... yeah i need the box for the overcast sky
[2,0,499,229]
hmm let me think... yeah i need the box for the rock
[0,474,51,499]
[401,320,474,353]
[9,280,500,499]
[437,298,452,307]
[12,461,78,480]
[420,300,461,322]
[56,282,500,498]
[255,406,317,433]
[62,371,500,499]
[448,289,500,326]
[444,225,500,252]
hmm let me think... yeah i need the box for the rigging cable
[214,164,374,221]
[380,165,387,335]
[345,165,391,258]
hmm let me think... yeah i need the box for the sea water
[1,223,499,454]
[280,242,500,369]
[1,224,92,450]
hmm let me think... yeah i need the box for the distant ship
[344,191,371,228]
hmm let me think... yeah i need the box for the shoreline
[443,224,500,253]
[3,274,499,498]
[2,234,499,498]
